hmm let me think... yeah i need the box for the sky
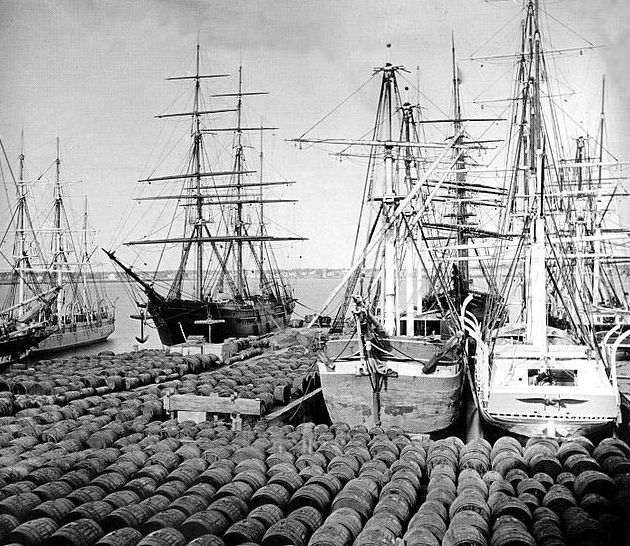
[1,0,629,270]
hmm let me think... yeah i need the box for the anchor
[131,302,149,344]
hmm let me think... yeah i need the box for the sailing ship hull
[476,339,619,438]
[148,296,295,346]
[0,324,58,365]
[320,336,464,434]
[31,317,115,355]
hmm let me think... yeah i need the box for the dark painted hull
[147,296,295,345]
[0,324,58,365]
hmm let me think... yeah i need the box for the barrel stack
[0,343,628,545]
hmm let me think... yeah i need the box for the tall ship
[466,0,622,438]
[294,54,501,434]
[107,46,302,345]
[566,78,630,340]
[0,137,60,363]
[3,137,116,356]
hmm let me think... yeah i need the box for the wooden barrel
[490,496,532,527]
[94,527,144,546]
[364,512,403,537]
[0,492,42,519]
[425,486,456,508]
[103,490,142,510]
[402,527,440,546]
[449,493,491,523]
[407,511,447,542]
[442,525,487,546]
[101,504,153,532]
[557,441,590,464]
[248,504,284,528]
[207,497,248,525]
[542,484,578,515]
[390,468,421,491]
[30,498,76,523]
[579,492,612,517]
[267,472,304,495]
[64,501,114,524]
[450,509,490,537]
[564,454,601,475]
[91,473,128,495]
[234,459,267,476]
[223,517,267,545]
[140,495,171,516]
[180,510,230,541]
[286,506,322,535]
[153,481,188,502]
[529,453,562,481]
[331,488,375,522]
[532,506,561,525]
[489,517,535,546]
[492,451,527,477]
[573,470,618,499]
[249,484,291,512]
[8,517,59,546]
[295,453,327,471]
[136,528,186,546]
[561,506,606,546]
[532,517,564,545]
[516,478,547,501]
[381,478,418,507]
[49,518,104,546]
[0,513,19,543]
[123,477,158,499]
[324,506,362,540]
[289,484,331,513]
[261,518,308,546]
[308,521,352,546]
[488,479,515,497]
[353,526,396,546]
[168,494,209,518]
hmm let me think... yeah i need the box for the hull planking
[320,336,464,434]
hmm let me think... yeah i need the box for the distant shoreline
[0,269,348,285]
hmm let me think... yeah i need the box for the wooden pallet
[162,388,323,428]
[163,392,263,425]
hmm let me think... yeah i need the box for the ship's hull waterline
[147,296,295,346]
[320,336,464,434]
[31,317,115,355]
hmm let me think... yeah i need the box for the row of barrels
[0,415,628,545]
[0,344,318,420]
[0,350,219,416]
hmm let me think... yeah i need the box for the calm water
[17,277,343,358]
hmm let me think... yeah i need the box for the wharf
[0,330,627,545]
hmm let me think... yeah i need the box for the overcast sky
[1,0,628,270]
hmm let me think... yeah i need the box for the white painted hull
[475,336,619,438]
[31,318,115,354]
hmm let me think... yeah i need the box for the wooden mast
[259,120,265,295]
[235,66,245,296]
[382,61,397,335]
[452,33,469,289]
[52,136,64,326]
[526,0,548,349]
[592,75,605,305]
[193,43,204,301]
[16,132,27,306]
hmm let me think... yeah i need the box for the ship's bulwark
[321,337,464,434]
[147,296,295,345]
